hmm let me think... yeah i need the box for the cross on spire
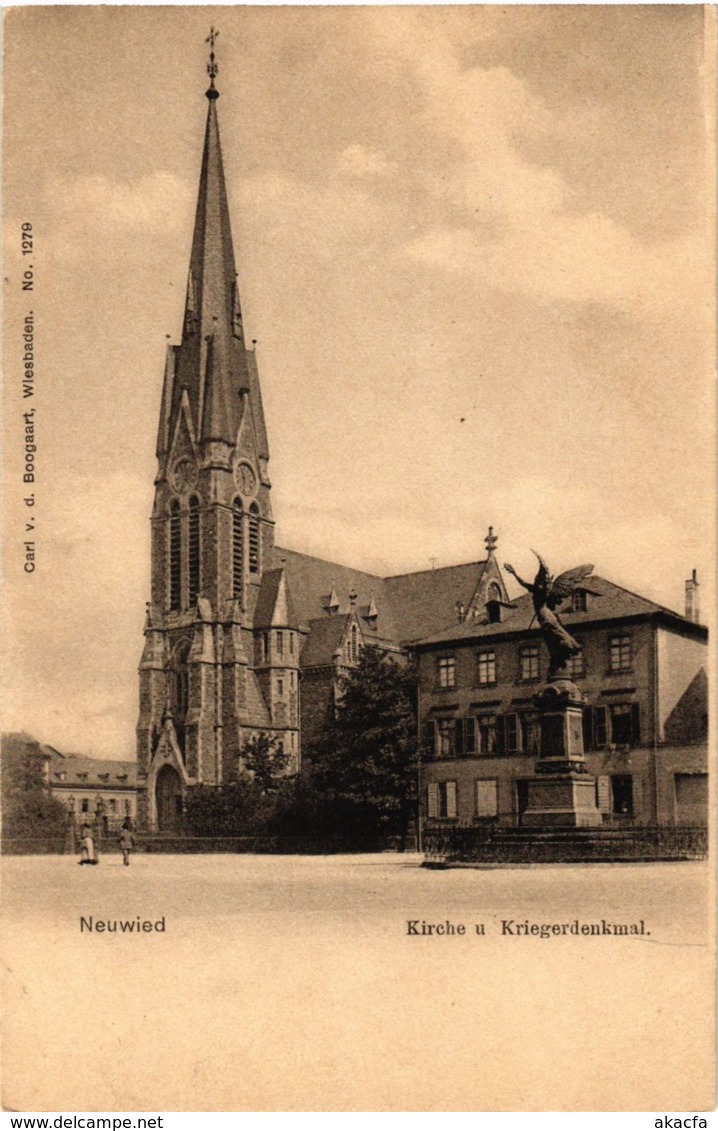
[206,27,220,99]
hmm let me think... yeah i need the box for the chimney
[685,570,700,623]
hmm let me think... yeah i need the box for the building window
[476,779,498,819]
[519,645,540,682]
[521,712,541,754]
[248,503,260,574]
[188,497,200,605]
[277,678,284,698]
[108,799,117,814]
[584,703,640,750]
[567,649,585,679]
[478,714,497,754]
[477,651,496,686]
[350,624,359,663]
[609,634,631,672]
[437,656,456,688]
[609,703,641,746]
[81,799,89,813]
[597,774,633,816]
[572,589,587,613]
[437,718,455,757]
[505,713,519,753]
[289,633,294,656]
[232,500,244,600]
[427,781,457,819]
[169,500,181,611]
[277,631,284,657]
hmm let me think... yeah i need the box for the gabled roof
[413,575,708,648]
[384,560,489,643]
[300,615,351,668]
[273,545,490,647]
[272,546,398,637]
[49,752,137,788]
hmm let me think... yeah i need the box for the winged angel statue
[504,554,597,679]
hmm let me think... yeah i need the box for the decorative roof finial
[206,27,220,101]
[485,525,498,556]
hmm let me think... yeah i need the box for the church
[136,48,508,831]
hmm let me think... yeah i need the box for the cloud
[237,171,388,259]
[336,144,395,180]
[45,171,193,237]
[362,14,711,314]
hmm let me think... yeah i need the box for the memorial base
[522,771,603,827]
[522,674,603,828]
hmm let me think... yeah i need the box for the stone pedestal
[522,676,603,828]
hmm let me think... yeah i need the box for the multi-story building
[415,569,708,827]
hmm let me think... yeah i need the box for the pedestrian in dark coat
[119,820,136,866]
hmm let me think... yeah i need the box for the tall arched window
[248,502,260,575]
[169,500,181,611]
[488,582,501,602]
[188,496,201,605]
[350,623,359,663]
[232,499,244,599]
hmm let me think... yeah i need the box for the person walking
[119,819,136,867]
[78,823,98,865]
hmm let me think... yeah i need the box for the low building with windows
[19,739,139,826]
[414,569,708,828]
[47,751,138,826]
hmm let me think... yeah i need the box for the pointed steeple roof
[187,92,241,351]
[168,49,257,452]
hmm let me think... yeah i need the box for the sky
[2,6,714,758]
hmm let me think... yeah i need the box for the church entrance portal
[155,765,183,831]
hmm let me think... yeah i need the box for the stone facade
[415,572,708,828]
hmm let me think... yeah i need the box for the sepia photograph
[2,5,715,1113]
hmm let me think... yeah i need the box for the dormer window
[77,773,88,782]
[486,600,502,625]
[572,589,588,613]
[98,773,110,782]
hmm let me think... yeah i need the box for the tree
[1,733,68,840]
[183,733,290,836]
[238,733,290,794]
[307,646,418,847]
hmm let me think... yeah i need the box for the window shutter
[465,716,476,754]
[422,721,435,756]
[476,779,498,818]
[594,706,608,747]
[446,780,458,819]
[582,707,593,751]
[455,718,465,757]
[506,713,518,753]
[427,782,439,819]
[631,703,641,745]
[495,714,506,754]
[596,775,611,813]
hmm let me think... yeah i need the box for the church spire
[172,29,253,449]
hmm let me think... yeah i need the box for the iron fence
[422,822,708,864]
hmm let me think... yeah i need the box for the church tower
[136,35,301,830]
